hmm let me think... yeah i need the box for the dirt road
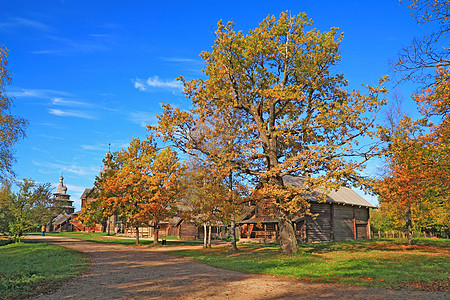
[27,235,448,299]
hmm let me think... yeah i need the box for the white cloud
[159,57,203,64]
[31,34,111,55]
[134,80,147,92]
[34,161,98,177]
[81,144,109,151]
[9,88,72,99]
[66,184,88,194]
[128,111,157,128]
[30,49,63,55]
[133,76,183,92]
[0,17,50,31]
[146,76,183,89]
[49,109,96,119]
[52,97,92,107]
[37,134,65,140]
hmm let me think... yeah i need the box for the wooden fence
[371,231,438,239]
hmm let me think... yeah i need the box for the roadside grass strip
[0,241,89,299]
[168,238,449,292]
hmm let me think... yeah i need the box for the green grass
[45,231,203,246]
[0,241,90,299]
[168,238,450,292]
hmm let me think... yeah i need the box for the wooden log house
[238,176,375,243]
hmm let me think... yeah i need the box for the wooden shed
[238,176,375,243]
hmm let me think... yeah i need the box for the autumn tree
[377,67,450,242]
[77,199,104,233]
[184,161,226,248]
[377,117,426,244]
[0,46,28,180]
[0,179,53,242]
[411,67,450,234]
[98,136,186,245]
[156,12,387,254]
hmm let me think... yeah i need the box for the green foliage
[0,182,14,233]
[169,239,450,291]
[77,199,104,229]
[370,209,397,232]
[0,46,28,180]
[0,241,89,299]
[0,179,53,241]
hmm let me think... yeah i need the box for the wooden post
[366,207,371,239]
[330,203,334,241]
[304,217,308,242]
[353,207,357,239]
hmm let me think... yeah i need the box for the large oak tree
[156,12,387,254]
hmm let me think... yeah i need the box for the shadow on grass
[43,232,204,247]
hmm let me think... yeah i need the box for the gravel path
[27,235,449,300]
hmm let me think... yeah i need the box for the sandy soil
[26,235,449,300]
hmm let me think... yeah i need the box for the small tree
[184,161,227,248]
[98,136,185,245]
[77,200,104,232]
[0,179,53,242]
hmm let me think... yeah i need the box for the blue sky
[2,1,431,210]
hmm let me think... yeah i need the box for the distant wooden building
[122,218,204,240]
[238,176,375,243]
[70,188,109,233]
[48,175,76,232]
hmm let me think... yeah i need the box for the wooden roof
[283,175,375,208]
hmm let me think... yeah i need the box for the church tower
[53,175,75,214]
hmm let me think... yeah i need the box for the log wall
[306,203,370,242]
[306,203,332,242]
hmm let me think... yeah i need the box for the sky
[1,0,434,211]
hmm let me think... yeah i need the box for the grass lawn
[44,231,203,246]
[169,238,450,292]
[0,241,89,299]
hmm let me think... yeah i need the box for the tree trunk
[406,206,413,245]
[230,219,238,251]
[203,224,207,248]
[228,172,238,251]
[135,226,140,246]
[278,210,298,254]
[107,218,110,236]
[153,221,159,245]
[207,225,212,248]
[271,175,298,255]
